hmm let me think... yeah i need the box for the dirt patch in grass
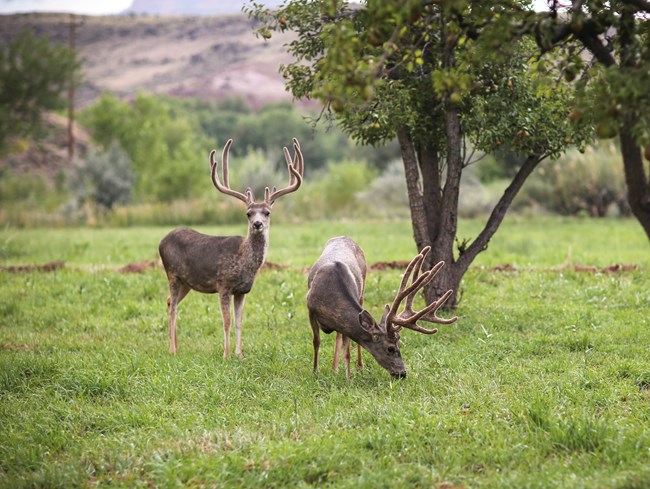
[2,342,32,351]
[0,261,65,273]
[118,259,161,274]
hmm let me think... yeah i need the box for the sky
[1,0,551,15]
[0,0,134,15]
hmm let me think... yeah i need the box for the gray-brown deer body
[160,139,303,357]
[307,237,458,379]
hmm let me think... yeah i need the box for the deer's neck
[243,229,269,268]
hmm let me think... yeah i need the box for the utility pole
[67,13,77,161]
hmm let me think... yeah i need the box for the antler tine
[392,289,458,331]
[292,138,304,178]
[267,139,303,204]
[282,146,298,187]
[387,254,458,335]
[387,247,430,320]
[221,139,232,188]
[404,246,432,312]
[387,263,441,329]
[210,140,251,204]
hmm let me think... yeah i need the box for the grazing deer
[159,139,304,357]
[307,237,457,379]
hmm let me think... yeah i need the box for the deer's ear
[358,310,378,333]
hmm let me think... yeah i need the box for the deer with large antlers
[307,237,457,379]
[159,139,303,357]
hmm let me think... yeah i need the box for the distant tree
[80,93,209,201]
[250,0,592,307]
[232,102,350,170]
[0,30,80,153]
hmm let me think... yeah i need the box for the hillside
[0,12,302,180]
[125,0,284,15]
[0,12,297,109]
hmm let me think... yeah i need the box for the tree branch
[577,28,616,67]
[456,153,544,271]
[620,0,650,13]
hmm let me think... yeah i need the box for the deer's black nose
[253,221,263,230]
[391,371,407,379]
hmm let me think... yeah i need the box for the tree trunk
[422,101,462,308]
[616,7,650,240]
[397,126,431,252]
[619,127,650,238]
[418,140,442,244]
[399,119,546,309]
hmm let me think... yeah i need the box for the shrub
[68,141,134,212]
[458,167,507,218]
[227,147,287,200]
[0,167,49,205]
[312,159,378,215]
[357,159,409,217]
[516,142,630,217]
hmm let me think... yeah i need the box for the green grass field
[1,217,649,488]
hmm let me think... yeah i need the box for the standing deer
[307,237,457,379]
[159,138,303,357]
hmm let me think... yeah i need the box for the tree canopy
[249,0,592,306]
[527,0,650,239]
[0,29,80,153]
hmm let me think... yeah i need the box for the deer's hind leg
[308,309,321,372]
[167,277,190,354]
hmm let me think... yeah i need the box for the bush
[0,167,68,227]
[69,141,134,211]
[516,142,630,217]
[0,167,49,205]
[357,159,409,217]
[226,147,287,200]
[312,159,378,215]
[458,167,507,218]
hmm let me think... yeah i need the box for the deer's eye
[246,212,253,218]
[264,211,270,217]
[387,346,396,355]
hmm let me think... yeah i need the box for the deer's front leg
[233,294,246,358]
[333,332,343,372]
[219,292,232,358]
[342,335,352,380]
[167,296,177,354]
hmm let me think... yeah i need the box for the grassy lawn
[1,217,649,488]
